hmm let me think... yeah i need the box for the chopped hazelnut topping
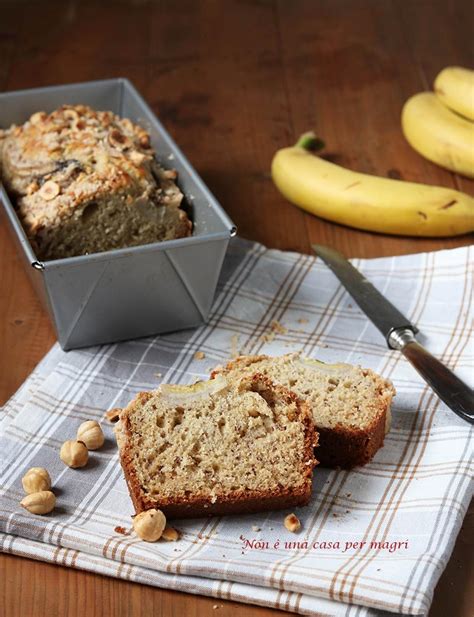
[108,128,131,150]
[105,408,121,423]
[139,134,151,149]
[26,181,39,195]
[63,109,79,122]
[130,150,146,165]
[30,111,47,125]
[39,180,60,201]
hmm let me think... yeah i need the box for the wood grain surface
[0,1,472,616]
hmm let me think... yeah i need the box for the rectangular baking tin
[0,79,236,350]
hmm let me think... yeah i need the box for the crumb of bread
[271,320,287,334]
[230,334,241,358]
[213,352,394,468]
[114,526,129,535]
[259,332,275,343]
[251,525,261,532]
[284,513,301,533]
[194,351,206,360]
[259,320,287,344]
[297,318,308,324]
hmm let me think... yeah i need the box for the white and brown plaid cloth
[1,238,472,616]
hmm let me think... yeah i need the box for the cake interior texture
[214,354,394,431]
[26,165,191,260]
[116,374,317,516]
[213,354,395,468]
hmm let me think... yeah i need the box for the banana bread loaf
[0,105,192,260]
[115,373,318,518]
[212,354,395,468]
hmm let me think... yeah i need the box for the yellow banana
[401,92,474,178]
[271,133,474,237]
[434,66,474,121]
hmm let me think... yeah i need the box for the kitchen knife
[312,244,474,424]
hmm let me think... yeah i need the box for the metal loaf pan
[0,79,235,350]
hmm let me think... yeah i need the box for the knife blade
[312,244,474,424]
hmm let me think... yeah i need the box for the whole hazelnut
[22,467,51,494]
[133,509,166,542]
[20,491,56,515]
[77,420,105,450]
[60,440,88,468]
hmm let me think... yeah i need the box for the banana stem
[295,132,325,152]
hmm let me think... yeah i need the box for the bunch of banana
[402,66,474,177]
[271,133,474,237]
[434,66,474,121]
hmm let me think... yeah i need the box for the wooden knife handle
[393,333,474,424]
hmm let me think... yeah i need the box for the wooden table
[1,1,472,615]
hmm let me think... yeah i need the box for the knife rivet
[388,328,416,350]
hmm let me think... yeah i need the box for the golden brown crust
[211,355,264,379]
[115,373,318,518]
[212,354,394,469]
[316,417,386,469]
[130,487,312,519]
[0,105,192,259]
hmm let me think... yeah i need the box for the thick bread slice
[212,354,395,468]
[115,373,317,518]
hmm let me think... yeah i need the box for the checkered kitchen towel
[1,238,473,616]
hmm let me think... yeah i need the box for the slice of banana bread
[0,105,192,260]
[212,354,395,468]
[115,373,317,518]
